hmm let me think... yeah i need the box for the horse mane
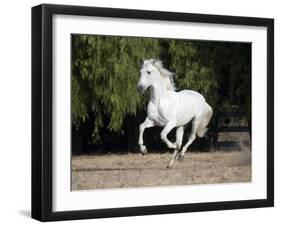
[149,59,176,91]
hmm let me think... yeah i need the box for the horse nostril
[137,85,142,92]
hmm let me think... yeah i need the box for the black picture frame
[32,3,274,222]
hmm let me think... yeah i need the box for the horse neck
[149,81,170,105]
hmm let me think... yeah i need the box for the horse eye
[147,71,151,74]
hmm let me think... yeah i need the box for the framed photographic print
[32,4,274,221]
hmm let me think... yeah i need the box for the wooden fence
[214,111,251,150]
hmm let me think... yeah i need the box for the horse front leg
[138,117,154,155]
[160,121,177,150]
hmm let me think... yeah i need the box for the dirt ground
[72,150,251,190]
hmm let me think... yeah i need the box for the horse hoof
[178,154,184,161]
[140,146,147,155]
[167,160,174,168]
[141,151,147,155]
[166,163,173,169]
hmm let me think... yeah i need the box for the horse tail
[196,103,213,138]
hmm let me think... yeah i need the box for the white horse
[137,59,213,168]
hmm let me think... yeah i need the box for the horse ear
[140,58,145,65]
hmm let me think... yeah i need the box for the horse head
[137,59,175,94]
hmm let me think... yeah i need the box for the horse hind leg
[167,126,184,168]
[179,104,213,160]
[179,119,199,160]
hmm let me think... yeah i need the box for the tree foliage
[72,35,161,142]
[169,41,251,131]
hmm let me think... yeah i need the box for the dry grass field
[72,150,251,190]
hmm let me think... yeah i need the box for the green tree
[72,35,161,143]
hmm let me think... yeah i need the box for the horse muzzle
[137,84,146,94]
